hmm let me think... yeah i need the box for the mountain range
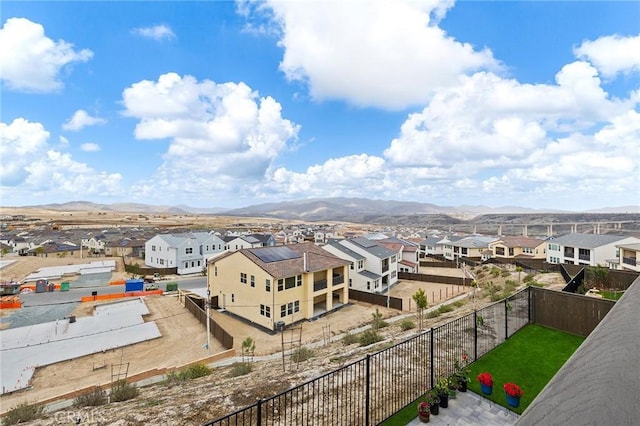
[14,198,640,222]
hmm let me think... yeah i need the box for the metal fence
[204,288,531,426]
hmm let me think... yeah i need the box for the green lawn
[382,324,584,424]
[599,290,624,301]
[467,324,585,414]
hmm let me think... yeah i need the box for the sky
[1,1,639,211]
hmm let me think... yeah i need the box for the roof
[399,259,417,267]
[359,270,382,280]
[347,238,398,259]
[616,243,640,251]
[231,242,350,280]
[551,233,629,249]
[452,236,497,249]
[491,236,545,248]
[325,241,366,260]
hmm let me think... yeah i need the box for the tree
[241,337,255,363]
[515,266,523,283]
[412,289,428,331]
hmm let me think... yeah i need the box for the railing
[382,265,389,273]
[314,279,327,292]
[564,249,575,258]
[332,274,344,285]
[204,289,531,425]
[623,257,637,266]
[578,254,590,261]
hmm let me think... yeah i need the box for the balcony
[623,257,638,266]
[578,254,591,261]
[382,265,389,273]
[332,274,344,285]
[313,279,327,292]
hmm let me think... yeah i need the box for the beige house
[208,242,350,332]
[617,243,640,272]
[488,236,546,260]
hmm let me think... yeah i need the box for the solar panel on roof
[353,238,377,248]
[253,246,301,263]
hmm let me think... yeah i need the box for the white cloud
[247,0,499,109]
[574,34,640,79]
[80,142,100,152]
[0,18,93,93]
[63,110,107,131]
[122,73,299,199]
[132,24,176,41]
[0,118,122,200]
[59,136,70,146]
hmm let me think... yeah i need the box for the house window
[260,304,271,318]
[159,259,165,266]
[240,273,247,284]
[357,260,364,269]
[151,245,156,251]
[284,276,296,290]
[198,260,201,267]
[350,262,354,270]
[391,255,396,263]
[349,279,352,287]
[296,275,302,287]
[287,303,293,315]
[281,304,286,318]
[231,294,235,303]
[266,279,271,292]
[186,247,193,254]
[278,279,284,291]
[214,266,217,276]
[250,275,255,287]
[367,281,371,290]
[294,300,300,313]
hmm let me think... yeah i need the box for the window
[350,262,354,270]
[367,281,371,290]
[357,260,364,270]
[198,260,201,266]
[294,300,299,313]
[214,266,217,276]
[391,255,396,263]
[159,259,165,266]
[231,294,235,303]
[151,245,156,251]
[240,273,247,284]
[285,276,296,289]
[287,303,293,315]
[266,279,271,292]
[250,275,255,287]
[296,275,302,287]
[349,279,352,287]
[278,279,284,291]
[260,304,271,318]
[281,304,286,318]
[186,247,193,254]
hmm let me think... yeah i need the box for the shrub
[371,308,389,330]
[504,280,517,291]
[342,332,359,346]
[426,310,441,319]
[475,272,485,279]
[438,304,454,314]
[523,274,535,283]
[2,402,44,425]
[110,380,139,402]
[181,363,212,380]
[528,281,545,288]
[484,281,503,301]
[291,347,314,362]
[490,267,501,277]
[74,387,108,407]
[399,319,415,330]
[501,269,511,277]
[228,362,253,377]
[453,300,466,308]
[359,330,383,346]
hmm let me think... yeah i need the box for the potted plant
[435,377,450,408]
[453,354,471,392]
[426,390,440,415]
[503,382,524,408]
[417,400,431,423]
[477,372,493,395]
[447,375,458,399]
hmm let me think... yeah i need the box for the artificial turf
[466,323,585,414]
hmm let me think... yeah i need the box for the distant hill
[17,198,640,223]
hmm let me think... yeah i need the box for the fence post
[365,354,370,426]
[504,298,508,340]
[473,311,478,361]
[430,329,435,389]
[528,286,532,324]
[257,398,262,425]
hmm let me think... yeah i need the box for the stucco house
[444,235,497,262]
[145,232,226,274]
[323,237,399,294]
[377,237,420,273]
[617,243,640,272]
[488,236,547,260]
[207,242,350,331]
[546,233,640,267]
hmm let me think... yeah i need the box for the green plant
[453,299,466,308]
[371,308,389,330]
[477,372,493,387]
[342,332,358,345]
[476,315,485,326]
[435,377,449,395]
[501,269,511,277]
[181,363,212,379]
[453,354,471,385]
[412,288,428,331]
[399,319,415,331]
[438,304,454,314]
[485,281,503,301]
[291,346,314,362]
[74,387,108,407]
[504,382,524,398]
[2,401,44,425]
[228,362,253,377]
[523,273,535,283]
[490,266,501,277]
[358,329,382,346]
[110,380,139,402]
[241,337,256,362]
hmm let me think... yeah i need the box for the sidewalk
[407,390,520,425]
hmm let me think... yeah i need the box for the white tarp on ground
[0,298,161,394]
[23,260,116,282]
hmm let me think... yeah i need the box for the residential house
[83,234,107,254]
[488,236,546,260]
[323,237,399,293]
[145,232,225,274]
[28,242,81,258]
[445,235,497,262]
[104,238,145,258]
[208,242,350,331]
[418,236,442,258]
[546,233,640,267]
[617,243,640,272]
[377,237,420,273]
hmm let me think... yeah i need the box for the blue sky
[1,1,639,211]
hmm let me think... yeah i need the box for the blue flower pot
[506,393,520,408]
[480,383,493,395]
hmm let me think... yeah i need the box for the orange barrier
[109,279,126,286]
[80,289,163,303]
[20,283,61,291]
[0,296,22,309]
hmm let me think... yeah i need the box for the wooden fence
[530,286,615,337]
[348,288,403,310]
[183,295,234,349]
[399,271,464,285]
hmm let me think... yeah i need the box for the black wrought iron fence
[204,288,531,426]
